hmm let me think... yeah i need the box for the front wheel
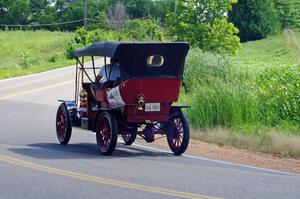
[96,111,118,155]
[166,110,190,155]
[56,103,72,145]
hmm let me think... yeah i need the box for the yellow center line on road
[0,154,219,199]
[0,80,74,101]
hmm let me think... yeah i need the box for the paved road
[0,62,299,199]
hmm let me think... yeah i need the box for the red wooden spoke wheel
[166,110,190,155]
[122,133,137,146]
[56,103,72,145]
[96,111,118,155]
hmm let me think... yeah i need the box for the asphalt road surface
[0,62,299,199]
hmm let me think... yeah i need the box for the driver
[92,58,121,110]
[96,58,120,85]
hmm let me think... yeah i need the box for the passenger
[96,58,120,84]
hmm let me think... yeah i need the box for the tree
[29,0,49,23]
[124,0,148,18]
[0,0,30,25]
[229,0,280,42]
[147,0,174,22]
[51,0,108,31]
[167,0,240,54]
[274,0,300,29]
[88,11,109,30]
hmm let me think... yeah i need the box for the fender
[160,105,190,132]
[93,110,102,132]
[58,100,81,127]
[170,105,190,117]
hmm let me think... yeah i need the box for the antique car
[56,42,190,155]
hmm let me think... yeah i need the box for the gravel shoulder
[137,137,300,174]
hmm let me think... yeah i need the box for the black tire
[166,110,190,155]
[56,103,72,145]
[95,111,118,155]
[122,133,137,145]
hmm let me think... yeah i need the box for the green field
[0,30,74,79]
[235,32,297,69]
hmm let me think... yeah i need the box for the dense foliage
[0,0,174,31]
[274,0,300,29]
[229,0,279,42]
[256,65,300,125]
[183,49,257,128]
[66,19,163,58]
[0,0,109,30]
[122,19,163,41]
[183,48,300,131]
[167,0,240,54]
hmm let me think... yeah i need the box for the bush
[88,30,125,43]
[48,52,60,62]
[65,41,80,59]
[256,65,300,125]
[65,27,125,59]
[183,49,257,129]
[182,48,300,132]
[20,51,38,68]
[66,20,165,59]
[122,19,163,41]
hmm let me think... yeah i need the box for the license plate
[145,103,160,112]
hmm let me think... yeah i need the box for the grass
[287,30,300,63]
[181,30,300,158]
[293,31,300,44]
[190,128,300,158]
[234,33,296,70]
[0,30,74,79]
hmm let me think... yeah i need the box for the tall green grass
[182,49,258,131]
[0,30,74,79]
[182,32,300,136]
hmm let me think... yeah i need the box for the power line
[88,18,131,23]
[0,19,86,27]
[0,18,147,27]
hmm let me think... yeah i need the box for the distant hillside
[235,30,300,71]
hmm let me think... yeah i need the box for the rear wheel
[166,110,190,155]
[122,133,137,145]
[56,103,72,145]
[96,111,118,155]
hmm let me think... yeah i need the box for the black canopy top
[75,42,190,79]
[75,42,120,58]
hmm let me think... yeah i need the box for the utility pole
[84,0,87,29]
